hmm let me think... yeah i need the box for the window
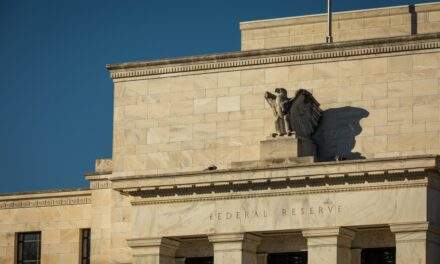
[361,247,395,264]
[185,257,213,264]
[80,229,91,264]
[267,252,308,264]
[16,232,41,264]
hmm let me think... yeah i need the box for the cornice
[129,171,432,205]
[111,155,439,191]
[0,190,91,210]
[107,33,440,80]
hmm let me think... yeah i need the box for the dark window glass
[16,232,41,264]
[361,247,395,264]
[81,229,91,264]
[268,252,308,264]
[185,257,213,264]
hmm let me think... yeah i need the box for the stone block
[260,136,316,161]
[412,79,438,96]
[194,98,217,114]
[194,73,218,90]
[170,100,194,117]
[95,159,113,173]
[362,58,388,75]
[389,56,413,73]
[218,71,241,88]
[289,64,314,81]
[362,83,388,100]
[147,127,170,144]
[217,96,240,112]
[241,69,265,86]
[388,81,412,98]
[265,67,289,84]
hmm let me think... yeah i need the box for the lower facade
[2,155,439,264]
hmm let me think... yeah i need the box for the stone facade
[2,3,440,264]
[240,2,440,50]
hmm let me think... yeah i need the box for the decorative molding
[129,171,432,205]
[90,180,112,190]
[110,155,439,191]
[0,194,91,210]
[107,33,440,79]
[390,222,440,234]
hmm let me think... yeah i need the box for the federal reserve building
[3,2,440,264]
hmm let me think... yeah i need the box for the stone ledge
[129,172,431,205]
[107,33,440,79]
[111,155,439,190]
[0,189,92,210]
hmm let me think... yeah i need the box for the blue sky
[0,0,436,193]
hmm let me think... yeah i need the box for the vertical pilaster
[257,253,268,264]
[302,227,355,264]
[127,237,180,264]
[390,222,440,264]
[350,248,361,264]
[208,233,261,264]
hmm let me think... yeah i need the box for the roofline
[0,187,90,197]
[106,32,440,74]
[239,2,440,28]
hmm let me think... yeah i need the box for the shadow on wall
[312,106,369,162]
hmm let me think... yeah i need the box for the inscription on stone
[210,204,342,221]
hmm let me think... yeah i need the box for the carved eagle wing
[289,89,322,138]
[264,91,278,116]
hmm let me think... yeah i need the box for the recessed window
[80,229,91,264]
[361,247,395,264]
[16,232,41,264]
[185,257,213,264]
[267,252,308,264]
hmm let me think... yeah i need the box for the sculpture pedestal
[260,135,316,162]
[231,135,316,169]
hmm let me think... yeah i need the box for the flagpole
[326,0,333,43]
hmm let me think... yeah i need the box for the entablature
[106,155,440,205]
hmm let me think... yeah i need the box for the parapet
[240,2,440,50]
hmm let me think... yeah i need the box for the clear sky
[0,0,436,193]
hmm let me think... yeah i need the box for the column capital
[127,237,180,249]
[390,222,440,234]
[302,227,355,239]
[127,237,180,258]
[390,222,440,245]
[208,233,261,244]
[302,227,355,264]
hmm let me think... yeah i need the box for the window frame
[80,228,91,264]
[16,231,41,264]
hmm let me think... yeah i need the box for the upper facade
[107,2,440,177]
[240,2,440,50]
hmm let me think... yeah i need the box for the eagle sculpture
[265,88,322,138]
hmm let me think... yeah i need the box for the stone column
[350,248,361,264]
[390,222,440,264]
[208,233,261,264]
[127,237,180,264]
[302,227,355,264]
[257,253,268,264]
